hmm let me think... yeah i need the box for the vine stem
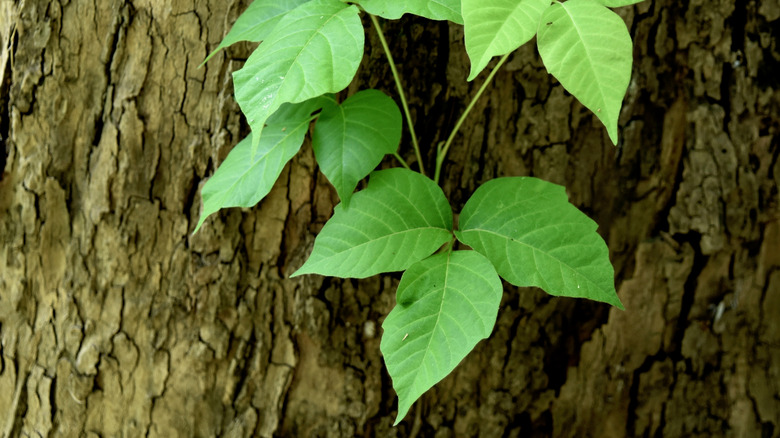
[369,13,426,176]
[434,53,511,184]
[393,152,411,170]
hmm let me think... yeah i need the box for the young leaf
[194,98,326,233]
[232,0,364,154]
[463,0,550,81]
[202,0,311,65]
[312,89,402,207]
[536,0,632,145]
[357,0,463,24]
[455,177,623,309]
[381,250,502,425]
[291,168,453,278]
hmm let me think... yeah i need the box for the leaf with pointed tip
[202,0,311,65]
[455,177,623,309]
[463,0,550,80]
[232,0,364,155]
[312,90,402,207]
[537,0,632,145]
[291,168,453,278]
[194,98,326,233]
[357,0,463,24]
[381,250,502,425]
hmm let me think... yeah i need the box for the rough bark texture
[1,0,778,437]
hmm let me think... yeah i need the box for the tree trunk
[1,0,778,437]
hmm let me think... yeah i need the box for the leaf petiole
[393,152,411,170]
[368,13,426,175]
[434,53,510,184]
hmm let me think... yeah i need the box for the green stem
[369,13,426,176]
[434,53,511,184]
[393,152,411,170]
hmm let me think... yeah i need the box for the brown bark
[0,0,778,437]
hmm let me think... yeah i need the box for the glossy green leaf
[194,98,326,233]
[312,90,402,207]
[455,177,623,308]
[597,0,644,6]
[463,0,550,80]
[291,168,453,278]
[232,0,364,155]
[382,250,502,425]
[202,0,310,65]
[537,0,632,145]
[357,0,463,24]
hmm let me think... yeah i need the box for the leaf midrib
[276,6,348,107]
[302,227,452,277]
[461,227,603,291]
[471,2,534,56]
[416,251,451,391]
[558,1,609,114]
[206,118,313,209]
[315,226,450,256]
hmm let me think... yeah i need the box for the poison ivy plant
[198,0,640,425]
[194,97,327,232]
[291,168,453,278]
[536,0,632,144]
[201,0,310,64]
[312,89,402,206]
[381,250,502,424]
[232,0,364,154]
[356,0,464,23]
[455,177,624,309]
[463,0,549,80]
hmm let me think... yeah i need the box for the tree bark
[0,0,778,437]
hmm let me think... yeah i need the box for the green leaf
[312,90,402,207]
[194,98,326,233]
[202,0,311,65]
[455,177,623,309]
[536,0,633,145]
[232,0,364,155]
[463,0,550,80]
[596,0,644,6]
[291,168,453,278]
[357,0,463,24]
[381,250,502,425]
